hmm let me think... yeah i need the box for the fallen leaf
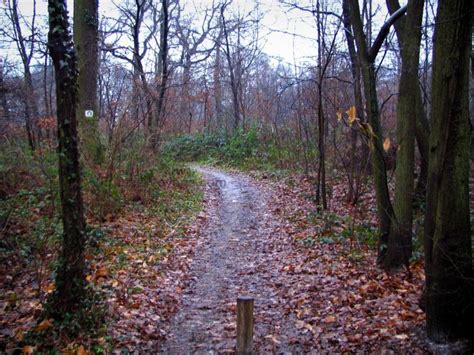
[323,315,337,323]
[36,319,53,331]
[77,345,87,355]
[22,345,35,354]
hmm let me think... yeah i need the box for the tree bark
[214,32,224,132]
[74,0,103,163]
[424,0,473,346]
[150,0,169,150]
[47,0,87,314]
[342,0,365,204]
[347,0,399,263]
[0,59,10,123]
[221,5,241,133]
[386,0,430,198]
[383,0,423,271]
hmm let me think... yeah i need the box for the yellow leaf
[346,106,357,125]
[45,283,55,293]
[22,345,35,354]
[336,109,342,122]
[15,329,24,342]
[36,319,53,331]
[383,137,391,152]
[77,345,87,355]
[96,267,108,278]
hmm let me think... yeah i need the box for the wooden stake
[236,296,254,354]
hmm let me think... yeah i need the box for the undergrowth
[0,136,203,353]
[163,126,309,173]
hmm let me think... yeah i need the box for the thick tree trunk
[424,0,473,347]
[47,0,87,314]
[74,0,103,163]
[383,0,423,271]
[386,0,430,197]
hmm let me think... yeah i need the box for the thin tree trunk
[43,51,51,117]
[47,0,87,314]
[0,59,10,123]
[10,0,39,150]
[214,33,224,132]
[342,0,365,204]
[221,6,240,132]
[347,0,401,263]
[150,0,169,150]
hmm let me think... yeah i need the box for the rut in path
[160,167,296,353]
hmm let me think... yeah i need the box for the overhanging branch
[368,4,407,63]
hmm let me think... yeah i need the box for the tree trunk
[342,0,365,204]
[383,0,423,271]
[214,32,224,132]
[74,0,103,163]
[150,0,169,150]
[0,59,11,123]
[47,0,87,315]
[424,0,473,347]
[347,0,396,263]
[221,6,240,132]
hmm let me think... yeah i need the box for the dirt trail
[161,167,296,353]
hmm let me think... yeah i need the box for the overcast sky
[2,0,409,72]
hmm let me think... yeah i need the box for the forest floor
[158,166,429,353]
[1,165,430,353]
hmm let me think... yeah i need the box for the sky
[2,0,409,72]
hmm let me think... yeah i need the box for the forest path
[160,166,297,353]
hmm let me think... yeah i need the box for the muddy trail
[161,167,297,353]
[158,167,428,354]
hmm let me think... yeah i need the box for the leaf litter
[1,166,430,353]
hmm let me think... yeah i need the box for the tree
[2,0,41,151]
[382,0,424,271]
[175,2,219,133]
[342,0,366,205]
[47,0,87,314]
[149,0,169,150]
[424,0,473,347]
[0,58,10,123]
[219,2,261,133]
[102,0,158,134]
[346,0,406,263]
[74,0,103,163]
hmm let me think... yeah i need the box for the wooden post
[236,296,254,354]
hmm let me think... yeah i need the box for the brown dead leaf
[77,345,87,355]
[22,345,35,354]
[96,267,108,278]
[323,315,337,323]
[36,319,53,331]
